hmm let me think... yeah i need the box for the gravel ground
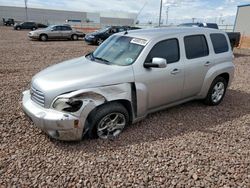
[0,26,250,187]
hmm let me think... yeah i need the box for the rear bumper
[22,90,83,141]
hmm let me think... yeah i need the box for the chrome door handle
[171,68,180,75]
[204,61,211,66]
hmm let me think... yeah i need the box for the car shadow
[234,53,250,58]
[51,89,250,153]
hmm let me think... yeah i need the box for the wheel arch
[39,33,48,39]
[199,70,232,99]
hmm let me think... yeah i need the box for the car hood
[30,28,46,34]
[32,56,134,107]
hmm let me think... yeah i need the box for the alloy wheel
[97,112,126,139]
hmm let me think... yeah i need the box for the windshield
[90,35,145,66]
[97,27,109,33]
[45,25,55,30]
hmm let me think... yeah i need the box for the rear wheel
[204,76,228,106]
[72,34,78,40]
[97,38,103,45]
[39,34,48,41]
[87,103,129,139]
[16,27,21,30]
[31,27,36,31]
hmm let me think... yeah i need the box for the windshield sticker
[130,38,148,46]
[126,58,133,64]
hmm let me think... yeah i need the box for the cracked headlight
[53,98,83,113]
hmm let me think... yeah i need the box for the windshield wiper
[86,52,111,64]
[94,56,111,64]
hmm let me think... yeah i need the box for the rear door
[61,26,72,38]
[182,34,211,98]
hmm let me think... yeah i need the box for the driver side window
[145,38,180,64]
[53,26,61,31]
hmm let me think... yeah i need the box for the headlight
[88,35,95,39]
[53,98,83,113]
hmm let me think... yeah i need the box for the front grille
[30,86,45,106]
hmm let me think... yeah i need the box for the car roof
[119,27,225,41]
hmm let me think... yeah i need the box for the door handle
[204,61,211,66]
[171,68,180,75]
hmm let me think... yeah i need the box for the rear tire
[31,27,36,31]
[87,103,129,139]
[72,34,78,40]
[39,34,48,41]
[16,27,21,30]
[204,76,228,106]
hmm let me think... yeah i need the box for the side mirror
[144,57,167,68]
[51,28,54,31]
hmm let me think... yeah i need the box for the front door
[134,38,184,110]
[49,26,62,39]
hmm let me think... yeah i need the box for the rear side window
[61,26,72,31]
[146,38,180,64]
[184,35,209,59]
[210,33,229,54]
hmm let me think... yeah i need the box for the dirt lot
[0,26,249,187]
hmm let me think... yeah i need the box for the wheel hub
[97,112,126,139]
[212,82,225,103]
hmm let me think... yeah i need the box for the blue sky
[0,0,250,24]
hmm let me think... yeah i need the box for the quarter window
[210,33,229,54]
[184,35,209,59]
[146,38,180,64]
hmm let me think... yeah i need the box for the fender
[198,62,235,99]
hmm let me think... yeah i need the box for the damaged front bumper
[22,90,92,141]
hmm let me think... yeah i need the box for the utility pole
[158,0,163,27]
[166,6,169,25]
[24,0,28,21]
[192,17,196,23]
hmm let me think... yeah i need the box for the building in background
[0,6,136,26]
[234,4,250,36]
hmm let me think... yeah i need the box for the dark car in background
[3,18,15,26]
[85,26,141,45]
[14,22,38,30]
[37,23,48,28]
[179,22,219,29]
[178,22,241,48]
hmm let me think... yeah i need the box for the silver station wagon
[22,27,234,141]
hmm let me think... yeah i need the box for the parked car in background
[178,22,241,48]
[179,22,219,29]
[22,27,234,141]
[37,23,48,28]
[14,22,38,30]
[28,25,85,41]
[3,18,15,26]
[85,26,141,45]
